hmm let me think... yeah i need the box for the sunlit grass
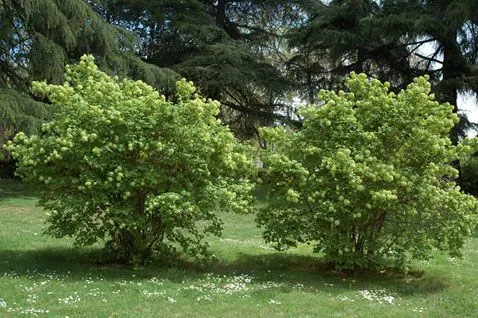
[0,179,477,317]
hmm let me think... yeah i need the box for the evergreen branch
[467,64,478,76]
[425,45,443,72]
[230,22,284,38]
[414,52,443,65]
[221,98,301,127]
[386,38,438,50]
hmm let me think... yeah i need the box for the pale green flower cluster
[258,72,478,271]
[6,55,255,263]
[6,56,478,270]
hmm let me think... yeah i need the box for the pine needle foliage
[288,0,478,141]
[93,0,297,138]
[0,0,179,156]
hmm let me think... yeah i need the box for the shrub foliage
[7,55,254,263]
[258,73,477,271]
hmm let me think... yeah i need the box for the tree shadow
[0,247,449,297]
[0,247,181,283]
[209,252,449,297]
[0,179,37,202]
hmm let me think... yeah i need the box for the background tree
[0,0,179,173]
[286,0,417,103]
[91,0,299,139]
[288,0,478,142]
[3,1,478,169]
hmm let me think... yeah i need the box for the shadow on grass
[0,247,448,297]
[0,179,37,201]
[0,247,159,282]
[210,252,448,296]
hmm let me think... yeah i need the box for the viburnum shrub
[7,55,254,264]
[258,73,478,272]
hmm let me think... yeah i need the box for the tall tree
[0,0,178,159]
[287,1,420,101]
[288,0,478,142]
[93,0,298,139]
[375,0,478,143]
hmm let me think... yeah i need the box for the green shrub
[258,73,478,272]
[7,55,254,264]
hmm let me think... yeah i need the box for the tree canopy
[258,73,478,271]
[7,55,254,263]
[0,0,178,154]
[288,0,478,141]
[90,0,299,138]
[2,0,478,154]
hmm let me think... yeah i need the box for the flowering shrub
[7,55,254,263]
[258,73,477,271]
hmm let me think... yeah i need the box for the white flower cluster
[220,238,274,251]
[359,289,395,304]
[58,292,81,305]
[6,306,50,316]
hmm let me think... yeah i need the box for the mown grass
[0,179,477,317]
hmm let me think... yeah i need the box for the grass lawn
[0,179,477,317]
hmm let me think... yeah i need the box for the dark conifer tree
[288,0,478,142]
[0,0,178,157]
[92,0,298,139]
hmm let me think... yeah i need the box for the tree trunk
[216,0,227,27]
[440,30,463,183]
[440,31,460,144]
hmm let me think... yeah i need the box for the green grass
[0,180,477,317]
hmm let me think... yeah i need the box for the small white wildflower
[359,290,374,301]
[87,288,103,297]
[383,295,394,304]
[268,299,281,305]
[141,290,165,297]
[58,292,81,304]
[220,238,274,250]
[196,295,212,302]
[150,277,164,285]
[260,281,284,289]
[26,294,38,303]
[412,307,426,313]
[167,297,176,303]
[0,298,6,308]
[19,307,50,315]
[359,289,395,304]
[337,296,355,302]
